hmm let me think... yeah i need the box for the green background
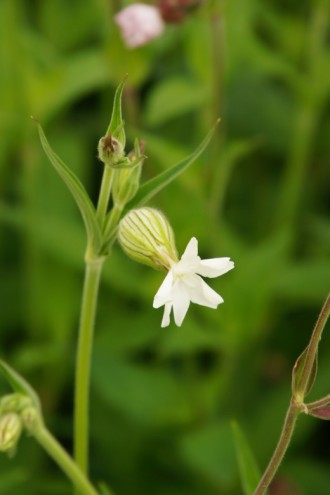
[0,0,329,494]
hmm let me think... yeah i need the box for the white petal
[197,258,234,278]
[161,303,172,327]
[172,283,191,326]
[181,237,198,258]
[153,270,174,308]
[187,275,223,308]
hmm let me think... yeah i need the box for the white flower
[153,237,234,327]
[114,3,165,49]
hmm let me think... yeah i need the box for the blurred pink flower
[115,3,165,48]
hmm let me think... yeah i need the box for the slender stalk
[33,423,100,495]
[254,294,330,495]
[298,294,330,396]
[74,259,104,480]
[253,401,299,495]
[96,165,114,226]
[307,394,330,410]
[103,204,123,243]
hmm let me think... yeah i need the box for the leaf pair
[34,80,219,256]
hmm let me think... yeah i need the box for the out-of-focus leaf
[128,122,219,208]
[231,421,264,495]
[34,121,102,253]
[33,51,113,121]
[0,360,41,413]
[274,261,330,302]
[93,354,193,426]
[180,421,237,488]
[144,76,208,126]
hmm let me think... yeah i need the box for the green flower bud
[0,412,23,454]
[112,140,145,208]
[21,406,40,432]
[0,393,32,415]
[118,208,178,270]
[98,134,125,167]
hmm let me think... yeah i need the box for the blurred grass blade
[128,120,220,209]
[105,76,127,147]
[34,119,102,253]
[231,420,265,495]
[0,359,41,413]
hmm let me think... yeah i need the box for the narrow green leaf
[33,119,102,253]
[231,421,264,495]
[292,346,318,398]
[98,482,113,495]
[0,360,41,413]
[105,76,127,147]
[128,120,220,209]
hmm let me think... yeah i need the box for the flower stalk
[74,259,104,480]
[33,422,101,495]
[253,293,330,495]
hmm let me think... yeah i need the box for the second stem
[74,259,104,480]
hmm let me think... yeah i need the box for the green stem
[74,259,104,480]
[103,204,123,244]
[33,423,100,495]
[253,401,299,495]
[96,165,114,226]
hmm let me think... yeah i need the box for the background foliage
[0,0,329,494]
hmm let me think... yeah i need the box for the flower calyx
[0,393,41,456]
[118,207,178,270]
[98,133,125,168]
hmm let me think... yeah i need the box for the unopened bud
[98,134,125,167]
[21,406,39,432]
[0,413,22,454]
[112,140,144,207]
[118,208,178,270]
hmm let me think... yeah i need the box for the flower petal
[181,237,198,258]
[161,303,172,327]
[153,270,174,308]
[187,275,223,308]
[172,283,191,326]
[197,258,234,278]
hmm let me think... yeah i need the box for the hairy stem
[253,401,299,495]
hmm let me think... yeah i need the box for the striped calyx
[118,208,178,270]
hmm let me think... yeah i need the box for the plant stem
[306,394,330,410]
[253,400,299,495]
[103,204,123,243]
[74,259,104,480]
[298,294,330,396]
[33,423,100,495]
[96,165,114,226]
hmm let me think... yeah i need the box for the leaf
[0,360,41,413]
[105,77,127,147]
[308,407,330,420]
[144,76,208,126]
[292,346,318,398]
[98,482,114,495]
[231,421,264,495]
[180,421,237,488]
[34,119,102,253]
[128,121,219,209]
